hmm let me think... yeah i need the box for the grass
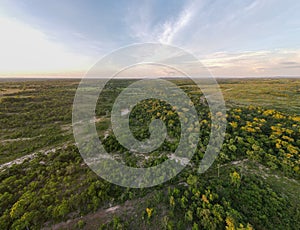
[217,78,300,115]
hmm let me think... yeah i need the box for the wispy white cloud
[126,0,202,44]
[158,4,194,44]
[201,49,300,76]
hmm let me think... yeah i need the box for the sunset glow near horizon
[0,0,300,78]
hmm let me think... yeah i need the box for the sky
[0,0,300,77]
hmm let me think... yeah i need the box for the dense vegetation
[0,78,299,229]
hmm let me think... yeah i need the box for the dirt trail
[0,143,71,171]
[42,199,139,230]
[0,135,43,144]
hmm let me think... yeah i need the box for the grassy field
[218,78,300,114]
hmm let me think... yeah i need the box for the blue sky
[0,0,300,77]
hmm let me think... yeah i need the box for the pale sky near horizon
[0,0,300,77]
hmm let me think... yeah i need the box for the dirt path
[0,135,43,144]
[0,143,72,171]
[43,199,140,230]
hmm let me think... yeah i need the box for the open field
[218,78,300,115]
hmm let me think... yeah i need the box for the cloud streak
[201,49,300,77]
[126,0,201,44]
[158,3,195,44]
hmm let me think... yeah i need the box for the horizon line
[1,75,300,80]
